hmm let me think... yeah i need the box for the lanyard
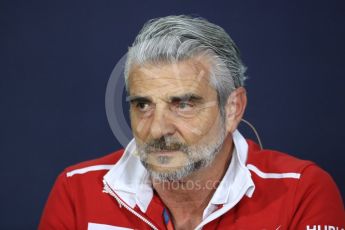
[163,208,175,230]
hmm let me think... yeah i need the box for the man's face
[128,57,227,181]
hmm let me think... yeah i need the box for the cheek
[130,112,151,141]
[175,109,221,143]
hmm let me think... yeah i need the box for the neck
[152,135,234,230]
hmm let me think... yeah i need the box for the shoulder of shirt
[62,149,125,178]
[246,139,318,178]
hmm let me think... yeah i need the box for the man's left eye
[177,102,194,110]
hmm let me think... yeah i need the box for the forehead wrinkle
[130,77,208,92]
[129,91,171,103]
[130,84,158,93]
[171,62,210,91]
[168,87,203,97]
[129,61,216,103]
[194,69,207,85]
[131,76,206,82]
[136,66,161,80]
[130,79,213,102]
[132,83,206,96]
[131,58,211,82]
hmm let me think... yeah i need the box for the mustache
[144,136,188,152]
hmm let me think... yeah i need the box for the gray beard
[136,125,227,182]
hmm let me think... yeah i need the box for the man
[39,15,345,230]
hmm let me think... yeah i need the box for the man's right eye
[136,102,152,112]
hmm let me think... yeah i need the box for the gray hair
[124,15,247,114]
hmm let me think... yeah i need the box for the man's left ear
[225,87,247,133]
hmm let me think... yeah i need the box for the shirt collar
[210,129,255,205]
[103,139,153,211]
[103,130,255,213]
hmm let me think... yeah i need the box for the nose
[149,105,176,139]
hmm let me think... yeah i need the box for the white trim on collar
[103,130,255,219]
[211,130,254,201]
[200,129,255,222]
[103,139,153,211]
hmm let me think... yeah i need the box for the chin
[145,161,200,182]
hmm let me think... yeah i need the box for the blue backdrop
[1,0,344,229]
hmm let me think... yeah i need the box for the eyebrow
[126,93,204,103]
[169,93,204,102]
[126,95,152,103]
